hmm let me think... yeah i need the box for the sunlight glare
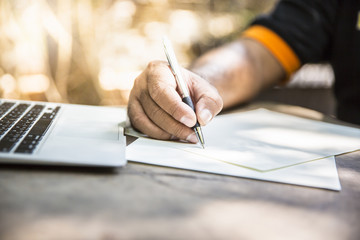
[18,74,49,93]
[0,74,17,93]
[99,67,139,91]
[208,15,235,37]
[169,10,200,44]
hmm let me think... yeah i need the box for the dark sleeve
[251,0,338,64]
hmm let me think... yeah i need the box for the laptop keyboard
[0,101,61,154]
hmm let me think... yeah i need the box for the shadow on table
[0,163,120,174]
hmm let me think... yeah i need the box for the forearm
[190,38,286,109]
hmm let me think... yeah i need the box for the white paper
[127,139,340,190]
[126,109,360,190]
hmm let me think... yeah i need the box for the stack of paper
[126,109,360,190]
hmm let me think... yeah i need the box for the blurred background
[0,0,280,106]
[0,0,335,114]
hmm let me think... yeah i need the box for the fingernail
[186,133,198,143]
[180,116,194,127]
[199,109,212,125]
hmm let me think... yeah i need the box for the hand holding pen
[127,38,223,145]
[163,37,205,148]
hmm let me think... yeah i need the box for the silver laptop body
[0,99,126,167]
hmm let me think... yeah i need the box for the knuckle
[130,75,147,101]
[132,76,142,90]
[148,83,163,103]
[147,60,167,70]
[133,71,146,88]
[133,74,141,86]
[146,60,159,70]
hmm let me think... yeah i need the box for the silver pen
[163,36,205,148]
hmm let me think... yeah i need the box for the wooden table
[0,103,359,240]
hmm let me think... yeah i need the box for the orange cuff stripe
[242,25,301,78]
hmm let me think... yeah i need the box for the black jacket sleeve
[251,0,339,64]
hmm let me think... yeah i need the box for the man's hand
[128,60,223,143]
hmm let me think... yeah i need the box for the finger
[189,73,223,126]
[146,61,197,128]
[128,97,171,140]
[138,90,197,143]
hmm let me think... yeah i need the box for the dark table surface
[0,103,359,240]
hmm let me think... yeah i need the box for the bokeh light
[0,0,277,106]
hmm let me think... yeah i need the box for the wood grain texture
[0,103,359,240]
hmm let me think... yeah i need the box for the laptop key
[0,102,15,118]
[0,103,30,136]
[15,107,60,154]
[0,104,43,152]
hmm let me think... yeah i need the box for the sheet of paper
[179,109,360,171]
[126,109,360,190]
[127,139,341,190]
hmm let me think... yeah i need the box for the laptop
[0,99,127,167]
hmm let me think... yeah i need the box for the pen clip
[163,36,190,97]
[164,53,176,76]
